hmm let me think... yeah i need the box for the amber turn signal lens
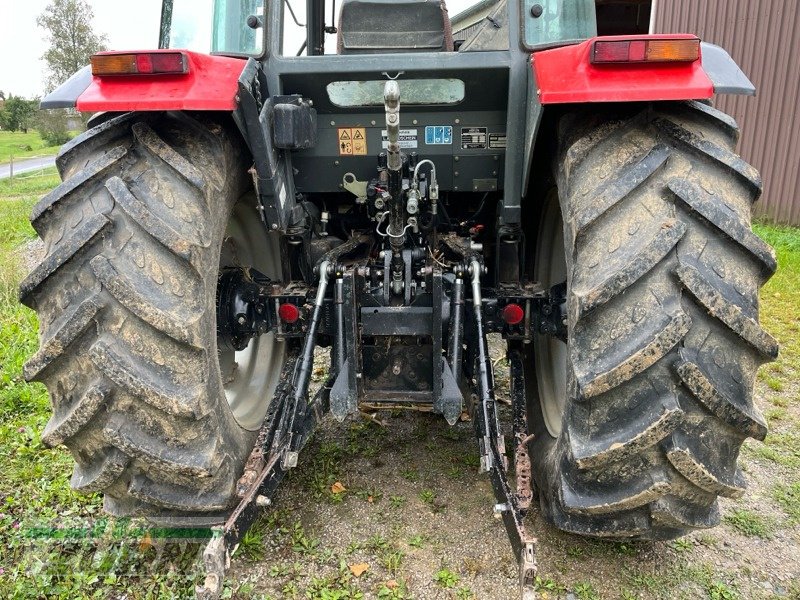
[592,38,700,64]
[646,39,701,62]
[90,52,189,76]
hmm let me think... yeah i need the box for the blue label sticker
[425,126,453,145]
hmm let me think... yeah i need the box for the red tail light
[90,52,189,76]
[592,38,700,64]
[278,303,301,324]
[502,303,525,326]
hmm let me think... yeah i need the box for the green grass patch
[0,167,59,254]
[0,165,207,599]
[773,482,800,522]
[0,166,61,200]
[723,508,775,538]
[0,131,63,163]
[747,430,800,468]
[755,223,800,376]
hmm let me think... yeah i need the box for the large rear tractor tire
[20,112,286,523]
[526,101,778,539]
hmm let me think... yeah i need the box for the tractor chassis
[199,259,554,599]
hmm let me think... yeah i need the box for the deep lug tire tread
[529,101,776,539]
[23,112,258,520]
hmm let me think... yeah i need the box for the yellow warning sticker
[338,127,367,156]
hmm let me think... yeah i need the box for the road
[0,156,56,179]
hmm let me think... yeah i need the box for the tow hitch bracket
[467,258,538,599]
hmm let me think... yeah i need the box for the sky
[0,0,163,98]
[0,0,478,99]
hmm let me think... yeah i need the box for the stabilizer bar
[197,262,334,600]
[468,259,537,600]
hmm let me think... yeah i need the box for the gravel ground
[13,238,799,599]
[226,339,800,600]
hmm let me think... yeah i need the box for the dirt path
[228,342,800,600]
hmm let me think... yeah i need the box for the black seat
[337,0,454,54]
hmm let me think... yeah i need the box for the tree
[37,0,108,93]
[0,96,39,133]
[38,110,72,146]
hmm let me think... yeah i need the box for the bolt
[256,495,271,507]
[334,160,340,166]
[271,223,278,230]
[413,119,418,125]
[455,118,461,124]
[330,120,336,126]
[454,156,460,162]
[392,363,402,375]
[493,503,510,519]
[530,4,543,17]
[237,315,247,325]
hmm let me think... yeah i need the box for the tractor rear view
[27,0,776,596]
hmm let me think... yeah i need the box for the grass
[0,168,208,599]
[772,482,800,522]
[0,172,796,600]
[723,508,775,538]
[754,223,800,375]
[0,131,62,163]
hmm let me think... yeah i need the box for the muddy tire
[20,112,286,524]
[526,101,778,539]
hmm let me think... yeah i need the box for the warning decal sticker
[338,127,368,155]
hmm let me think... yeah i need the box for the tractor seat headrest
[337,0,454,54]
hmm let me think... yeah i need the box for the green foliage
[37,109,73,146]
[773,482,800,522]
[433,568,459,589]
[37,0,108,92]
[0,133,61,163]
[573,582,600,600]
[670,538,694,553]
[534,576,566,593]
[0,96,39,133]
[380,550,404,574]
[389,495,406,509]
[377,580,409,599]
[723,509,775,538]
[707,581,738,600]
[418,489,436,505]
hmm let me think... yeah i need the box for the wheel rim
[533,192,568,438]
[218,201,286,431]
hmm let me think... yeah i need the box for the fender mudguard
[41,51,247,112]
[532,35,755,105]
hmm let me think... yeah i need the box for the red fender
[76,51,246,112]
[532,35,714,105]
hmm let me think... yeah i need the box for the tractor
[26,0,777,596]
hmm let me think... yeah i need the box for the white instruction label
[382,128,418,149]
